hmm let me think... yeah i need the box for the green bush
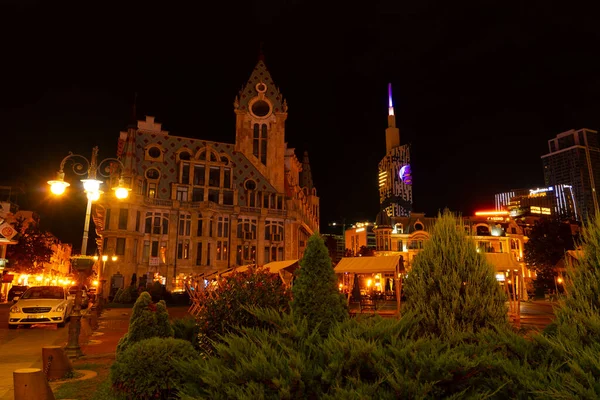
[171,316,200,351]
[291,233,348,336]
[112,286,134,304]
[403,209,509,337]
[111,337,199,400]
[116,291,174,357]
[194,266,291,355]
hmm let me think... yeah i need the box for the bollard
[13,368,55,400]
[42,346,73,380]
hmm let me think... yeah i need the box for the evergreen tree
[552,214,600,344]
[291,233,347,336]
[116,291,174,357]
[403,209,508,337]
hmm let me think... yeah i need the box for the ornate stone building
[96,58,319,293]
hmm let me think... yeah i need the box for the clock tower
[233,57,288,193]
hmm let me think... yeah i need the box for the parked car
[8,285,29,302]
[68,285,90,309]
[8,286,73,329]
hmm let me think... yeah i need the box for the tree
[357,245,375,257]
[5,217,54,274]
[291,233,348,336]
[403,209,508,337]
[524,218,577,293]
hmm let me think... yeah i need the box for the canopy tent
[484,253,522,273]
[334,255,401,274]
[220,260,299,287]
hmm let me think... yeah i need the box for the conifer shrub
[403,209,508,337]
[116,291,174,357]
[110,337,199,400]
[291,233,348,336]
[112,286,134,304]
[172,316,200,351]
[195,266,291,355]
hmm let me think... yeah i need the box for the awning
[221,260,299,286]
[334,256,400,274]
[484,253,522,273]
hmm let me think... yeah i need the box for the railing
[144,198,173,207]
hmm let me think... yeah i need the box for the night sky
[2,1,600,249]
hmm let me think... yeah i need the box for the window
[177,186,188,201]
[265,220,283,241]
[217,216,229,237]
[118,209,128,230]
[177,240,190,259]
[148,147,161,159]
[105,208,111,230]
[178,213,191,236]
[193,165,205,185]
[179,151,191,161]
[116,238,126,255]
[253,123,268,164]
[151,241,159,257]
[237,217,257,240]
[237,244,256,264]
[145,212,169,235]
[133,238,138,260]
[147,182,157,198]
[135,211,141,232]
[216,240,228,261]
[207,242,211,265]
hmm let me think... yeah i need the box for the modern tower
[378,84,412,217]
[541,128,600,221]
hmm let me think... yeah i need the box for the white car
[8,286,74,329]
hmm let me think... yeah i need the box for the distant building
[97,57,319,293]
[495,185,577,220]
[344,222,376,256]
[541,128,600,221]
[378,84,412,217]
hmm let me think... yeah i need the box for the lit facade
[378,84,412,217]
[542,128,600,221]
[97,59,319,292]
[495,185,577,220]
[344,222,376,256]
[372,211,533,299]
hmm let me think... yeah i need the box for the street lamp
[48,146,130,358]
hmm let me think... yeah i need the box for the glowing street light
[48,146,130,358]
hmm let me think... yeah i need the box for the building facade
[541,128,600,221]
[97,59,319,293]
[495,185,577,221]
[378,84,412,217]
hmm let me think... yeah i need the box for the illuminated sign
[487,216,506,221]
[474,211,509,216]
[530,206,551,214]
[398,164,412,185]
[529,186,553,195]
[355,228,365,233]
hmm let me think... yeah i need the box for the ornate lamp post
[48,146,130,358]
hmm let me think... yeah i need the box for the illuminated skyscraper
[378,84,412,217]
[542,128,600,221]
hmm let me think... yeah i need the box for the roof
[334,255,401,274]
[484,253,522,272]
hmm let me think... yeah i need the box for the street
[0,302,73,400]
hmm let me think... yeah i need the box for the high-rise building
[495,185,577,220]
[97,57,320,293]
[541,128,600,221]
[378,84,412,217]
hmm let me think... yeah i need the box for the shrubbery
[171,316,200,351]
[194,265,291,355]
[116,291,174,357]
[111,337,198,400]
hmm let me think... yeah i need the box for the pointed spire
[388,83,394,117]
[300,150,314,191]
[385,83,400,151]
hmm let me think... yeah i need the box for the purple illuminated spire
[388,83,394,116]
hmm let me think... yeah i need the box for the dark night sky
[2,1,600,249]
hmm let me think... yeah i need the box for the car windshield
[11,286,28,291]
[21,287,65,300]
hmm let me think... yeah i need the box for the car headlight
[10,306,20,313]
[56,305,66,312]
